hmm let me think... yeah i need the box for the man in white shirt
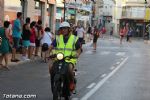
[76,25,85,45]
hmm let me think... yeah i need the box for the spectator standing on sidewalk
[41,27,53,62]
[35,20,44,57]
[0,21,12,69]
[11,12,22,62]
[29,21,36,59]
[21,17,31,61]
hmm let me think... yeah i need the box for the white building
[95,0,115,29]
[113,0,149,37]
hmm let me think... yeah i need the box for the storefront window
[47,4,49,11]
[35,1,41,9]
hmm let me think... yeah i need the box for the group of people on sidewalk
[0,11,110,70]
[0,12,54,69]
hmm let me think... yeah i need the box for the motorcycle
[49,53,77,100]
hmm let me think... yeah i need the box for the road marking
[121,58,124,60]
[87,83,96,89]
[110,66,115,70]
[116,52,125,56]
[101,74,107,78]
[100,51,110,55]
[116,62,120,65]
[81,57,128,100]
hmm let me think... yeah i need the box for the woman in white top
[41,27,53,62]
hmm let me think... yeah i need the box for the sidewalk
[0,53,41,70]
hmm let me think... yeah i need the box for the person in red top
[100,26,106,38]
[119,26,126,45]
[29,21,36,59]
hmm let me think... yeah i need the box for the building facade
[0,0,4,26]
[113,0,150,37]
[2,0,56,32]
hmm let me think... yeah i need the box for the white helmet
[60,21,70,28]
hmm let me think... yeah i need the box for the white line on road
[81,57,129,100]
[100,74,107,78]
[116,62,120,65]
[87,83,96,89]
[110,66,115,70]
[116,52,125,56]
[121,58,124,60]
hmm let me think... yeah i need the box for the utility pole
[64,0,66,21]
[75,0,77,25]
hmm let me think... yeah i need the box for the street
[1,37,150,100]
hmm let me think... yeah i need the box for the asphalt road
[0,37,150,100]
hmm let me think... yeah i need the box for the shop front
[67,8,76,24]
[0,0,4,25]
[120,19,145,37]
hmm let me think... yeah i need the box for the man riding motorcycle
[49,21,81,92]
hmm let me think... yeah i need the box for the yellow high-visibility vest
[55,34,78,65]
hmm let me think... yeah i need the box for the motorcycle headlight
[57,53,64,60]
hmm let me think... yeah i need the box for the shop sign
[56,13,62,19]
[131,7,145,18]
[68,9,75,14]
[35,9,41,16]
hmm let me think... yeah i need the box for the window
[47,4,49,11]
[35,1,41,9]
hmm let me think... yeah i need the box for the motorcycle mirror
[57,53,64,60]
